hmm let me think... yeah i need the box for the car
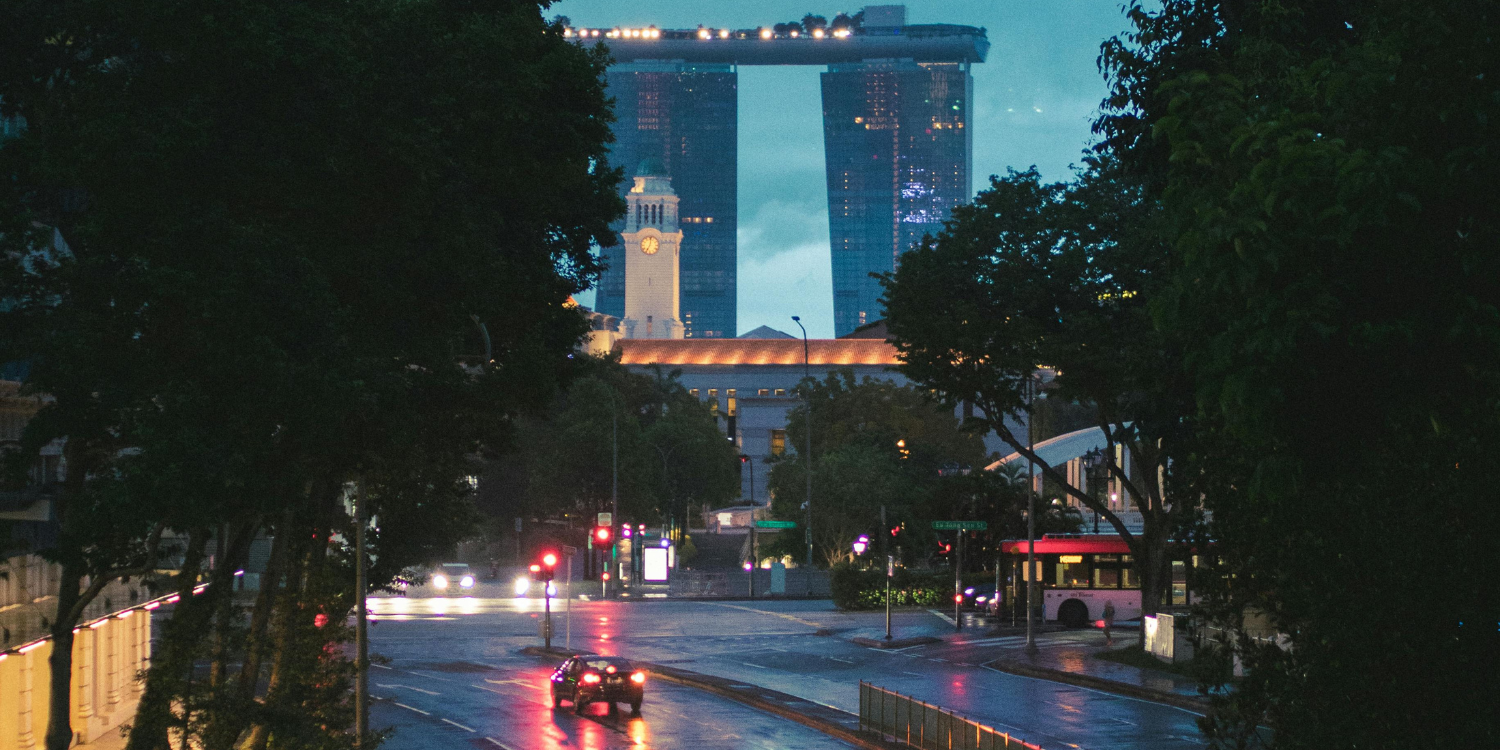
[429,562,476,594]
[550,654,645,715]
[961,582,1002,614]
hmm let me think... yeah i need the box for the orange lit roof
[616,339,901,367]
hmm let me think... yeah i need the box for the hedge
[830,563,953,610]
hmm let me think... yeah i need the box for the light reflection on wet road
[366,589,1204,749]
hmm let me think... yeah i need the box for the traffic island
[520,646,904,750]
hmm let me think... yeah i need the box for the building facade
[621,161,686,339]
[596,62,738,340]
[822,59,973,335]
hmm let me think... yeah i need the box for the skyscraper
[822,60,973,336]
[597,62,737,339]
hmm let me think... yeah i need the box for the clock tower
[621,160,685,339]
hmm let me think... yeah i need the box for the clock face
[640,236,660,255]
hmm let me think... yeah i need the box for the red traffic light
[595,526,612,543]
[542,552,558,568]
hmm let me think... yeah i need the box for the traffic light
[531,552,558,582]
[591,526,612,549]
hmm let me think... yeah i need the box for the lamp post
[1025,370,1038,654]
[601,385,620,598]
[791,316,812,575]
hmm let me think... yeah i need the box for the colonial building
[620,160,685,340]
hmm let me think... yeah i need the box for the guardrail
[858,681,1043,750]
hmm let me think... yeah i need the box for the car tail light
[582,673,601,684]
[605,665,617,674]
[630,671,646,684]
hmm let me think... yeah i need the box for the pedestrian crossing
[951,631,1099,649]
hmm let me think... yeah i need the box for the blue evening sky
[553,1,1133,338]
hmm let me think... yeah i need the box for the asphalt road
[367,585,1205,750]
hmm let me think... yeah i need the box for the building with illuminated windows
[579,5,987,338]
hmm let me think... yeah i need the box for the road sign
[931,520,988,531]
[597,512,612,527]
[755,520,797,529]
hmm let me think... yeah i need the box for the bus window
[1094,567,1120,588]
[1121,565,1140,589]
[1056,559,1089,588]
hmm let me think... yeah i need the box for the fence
[858,681,1043,750]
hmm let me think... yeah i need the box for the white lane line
[373,664,394,670]
[442,718,476,732]
[393,702,430,716]
[927,609,957,625]
[828,657,855,664]
[929,658,949,663]
[377,683,440,696]
[484,678,533,687]
[485,739,517,750]
[902,671,924,677]
[472,684,503,694]
[740,661,770,669]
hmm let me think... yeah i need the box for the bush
[830,563,952,610]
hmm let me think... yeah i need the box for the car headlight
[460,575,475,588]
[513,577,530,597]
[432,574,449,589]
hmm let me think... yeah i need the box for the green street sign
[755,520,797,529]
[931,520,988,531]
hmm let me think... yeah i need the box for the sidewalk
[975,627,1211,712]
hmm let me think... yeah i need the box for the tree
[1,1,622,747]
[762,370,988,565]
[1098,1,1499,747]
[880,160,1194,633]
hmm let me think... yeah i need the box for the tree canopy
[1097,1,1499,747]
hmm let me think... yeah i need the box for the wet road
[366,588,1204,750]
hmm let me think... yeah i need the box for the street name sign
[597,512,612,527]
[931,520,988,531]
[755,520,797,529]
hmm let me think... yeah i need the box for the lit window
[689,389,699,398]
[770,430,787,455]
[774,388,786,397]
[705,217,713,223]
[708,389,717,398]
[710,399,720,416]
[757,389,769,396]
[727,397,737,416]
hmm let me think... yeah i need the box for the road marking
[927,609,956,625]
[393,702,430,716]
[372,664,394,670]
[902,671,924,677]
[702,602,825,628]
[377,683,440,696]
[929,658,948,663]
[828,657,854,664]
[442,718,475,732]
[739,661,769,669]
[484,677,533,687]
[472,684,503,694]
[485,739,517,750]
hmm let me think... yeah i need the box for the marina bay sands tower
[581,5,989,337]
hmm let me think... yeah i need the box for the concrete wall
[0,609,150,749]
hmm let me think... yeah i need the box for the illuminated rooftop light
[813,28,825,39]
[760,28,772,39]
[698,28,710,39]
[789,30,799,38]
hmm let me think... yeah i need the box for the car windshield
[441,564,470,572]
[581,657,633,671]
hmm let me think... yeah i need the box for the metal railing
[859,681,1043,750]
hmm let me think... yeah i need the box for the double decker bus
[999,534,1197,627]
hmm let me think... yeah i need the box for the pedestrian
[1102,600,1116,645]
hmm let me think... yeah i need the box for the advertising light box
[643,547,669,582]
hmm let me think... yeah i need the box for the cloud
[737,237,834,340]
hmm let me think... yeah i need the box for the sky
[552,1,1135,338]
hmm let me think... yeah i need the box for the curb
[850,636,942,649]
[984,658,1211,714]
[520,646,899,749]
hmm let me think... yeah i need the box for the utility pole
[954,530,963,632]
[354,479,369,746]
[1025,372,1038,654]
[882,505,892,641]
[792,316,813,580]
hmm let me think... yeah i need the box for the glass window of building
[757,388,769,396]
[727,397,737,416]
[710,399,719,416]
[770,429,787,455]
[774,388,786,397]
[708,389,718,398]
[689,389,699,398]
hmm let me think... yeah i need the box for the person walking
[1102,600,1116,645]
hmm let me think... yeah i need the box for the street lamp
[791,316,812,574]
[853,534,869,556]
